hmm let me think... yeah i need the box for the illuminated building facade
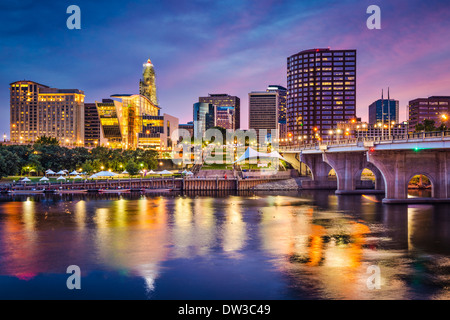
[334,119,409,139]
[199,94,240,130]
[96,95,178,150]
[139,59,158,106]
[267,85,287,123]
[368,99,399,125]
[138,113,179,150]
[96,94,159,149]
[84,102,101,147]
[408,96,450,132]
[215,106,235,130]
[287,48,357,143]
[96,58,178,151]
[179,122,194,137]
[248,90,279,141]
[193,102,215,139]
[10,80,85,146]
[96,98,123,148]
[267,85,287,139]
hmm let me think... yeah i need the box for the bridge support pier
[299,153,337,189]
[368,150,450,203]
[323,152,384,195]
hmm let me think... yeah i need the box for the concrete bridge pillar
[323,152,384,194]
[300,153,333,181]
[367,150,450,202]
[323,152,361,192]
[299,153,336,189]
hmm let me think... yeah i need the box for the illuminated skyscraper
[139,58,158,106]
[287,48,357,143]
[10,80,85,146]
[96,58,179,151]
[199,94,240,130]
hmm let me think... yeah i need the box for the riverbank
[253,177,309,190]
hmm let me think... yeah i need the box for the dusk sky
[1,0,449,136]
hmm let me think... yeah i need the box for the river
[0,191,448,300]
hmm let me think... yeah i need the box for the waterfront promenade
[1,175,292,193]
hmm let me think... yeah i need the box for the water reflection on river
[0,191,449,299]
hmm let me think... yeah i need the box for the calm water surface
[0,190,449,300]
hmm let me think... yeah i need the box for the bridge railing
[278,130,450,152]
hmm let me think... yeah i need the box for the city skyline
[1,0,450,137]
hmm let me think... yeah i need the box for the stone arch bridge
[280,131,450,203]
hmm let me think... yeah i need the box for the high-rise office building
[139,58,158,106]
[287,48,357,143]
[193,102,215,139]
[179,121,194,137]
[215,106,235,130]
[84,102,101,147]
[10,80,85,146]
[267,85,287,123]
[199,94,240,130]
[97,94,160,149]
[266,85,287,139]
[408,96,450,132]
[248,90,280,141]
[96,59,178,150]
[138,113,179,150]
[368,99,399,125]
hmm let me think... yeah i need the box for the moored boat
[7,190,45,194]
[57,189,88,194]
[98,189,131,193]
[143,188,173,193]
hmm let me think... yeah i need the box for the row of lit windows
[418,101,449,105]
[289,71,355,76]
[289,56,355,63]
[289,51,355,60]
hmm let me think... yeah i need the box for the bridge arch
[406,172,436,198]
[353,163,385,191]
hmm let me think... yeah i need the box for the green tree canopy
[125,160,140,176]
[35,135,59,146]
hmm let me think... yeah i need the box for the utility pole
[381,89,384,139]
[388,87,391,139]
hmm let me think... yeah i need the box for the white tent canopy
[69,170,79,175]
[73,175,83,180]
[269,150,286,161]
[89,171,119,179]
[121,170,128,174]
[46,169,55,174]
[148,170,156,174]
[57,176,66,181]
[21,177,31,182]
[232,147,286,163]
[56,170,66,175]
[39,176,49,182]
[158,170,173,175]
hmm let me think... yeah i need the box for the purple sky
[1,0,449,135]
